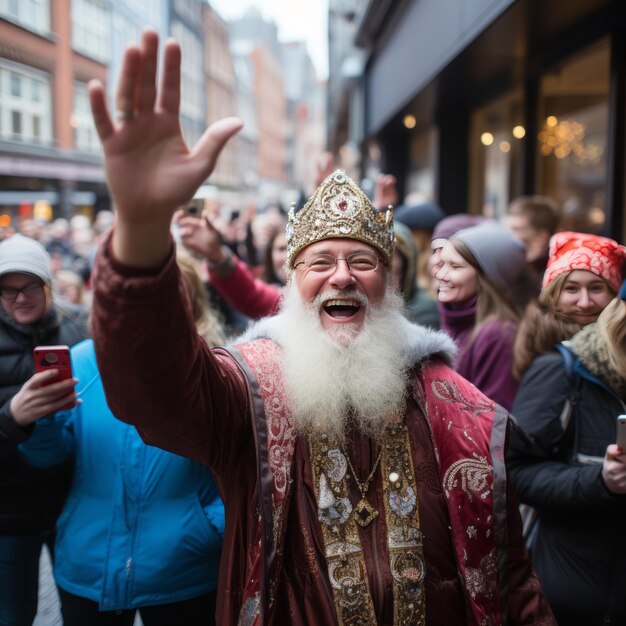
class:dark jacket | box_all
[506,349,626,626]
[0,301,88,534]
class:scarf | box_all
[569,323,626,398]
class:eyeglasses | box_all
[294,251,383,273]
[0,282,44,301]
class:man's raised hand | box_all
[88,29,242,266]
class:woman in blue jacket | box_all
[19,254,225,625]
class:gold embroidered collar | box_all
[308,419,426,625]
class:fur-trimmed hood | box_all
[231,312,457,368]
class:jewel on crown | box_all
[286,170,394,268]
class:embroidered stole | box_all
[309,421,426,625]
[232,340,505,626]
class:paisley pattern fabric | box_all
[419,362,506,625]
[232,340,297,626]
[543,231,626,290]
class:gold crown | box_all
[286,170,394,267]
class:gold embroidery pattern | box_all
[310,434,377,625]
[299,524,319,579]
[309,421,426,626]
[381,421,426,626]
[441,455,492,502]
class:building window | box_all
[72,81,101,154]
[171,21,204,145]
[11,110,21,135]
[469,90,524,218]
[10,73,21,97]
[0,60,52,145]
[72,0,110,63]
[0,0,50,34]
[537,38,609,234]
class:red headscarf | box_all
[543,231,626,291]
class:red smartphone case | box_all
[33,345,74,410]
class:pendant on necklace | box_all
[353,497,378,527]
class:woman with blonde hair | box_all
[506,278,626,625]
[176,252,224,346]
[435,221,526,409]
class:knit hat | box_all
[431,214,486,248]
[451,222,526,290]
[543,231,626,291]
[0,234,53,285]
[394,201,445,232]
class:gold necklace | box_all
[342,445,383,527]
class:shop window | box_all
[469,90,524,217]
[537,38,609,233]
[405,127,437,202]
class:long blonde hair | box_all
[598,295,626,376]
[177,253,224,347]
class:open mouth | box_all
[322,298,362,318]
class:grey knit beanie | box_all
[451,222,526,290]
[0,234,53,285]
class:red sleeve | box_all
[209,255,281,319]
[90,231,251,474]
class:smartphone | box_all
[33,345,75,411]
[185,205,199,216]
[616,415,626,451]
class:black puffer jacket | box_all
[0,302,88,534]
[507,348,626,626]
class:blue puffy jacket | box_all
[19,339,223,611]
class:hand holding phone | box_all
[33,345,75,411]
[616,415,626,456]
[10,346,77,426]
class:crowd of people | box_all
[0,28,625,626]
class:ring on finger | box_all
[115,110,134,122]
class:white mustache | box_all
[313,288,369,310]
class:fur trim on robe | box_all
[232,313,457,369]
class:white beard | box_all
[277,280,410,444]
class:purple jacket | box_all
[439,299,519,410]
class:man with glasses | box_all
[0,233,87,626]
[88,31,554,625]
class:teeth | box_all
[324,299,360,307]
